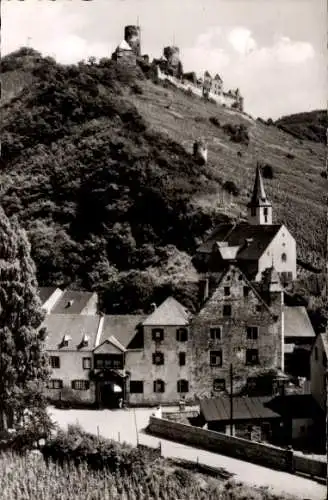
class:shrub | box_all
[262,164,274,179]
[222,123,249,145]
[266,118,274,126]
[223,180,240,196]
[286,152,295,159]
[320,170,327,179]
[209,116,221,128]
[131,83,143,95]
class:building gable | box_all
[196,265,272,320]
[93,337,125,354]
[142,296,189,326]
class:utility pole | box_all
[230,363,234,436]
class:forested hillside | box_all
[275,110,327,144]
[1,47,327,314]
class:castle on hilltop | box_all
[111,25,244,112]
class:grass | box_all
[0,450,300,500]
[129,80,327,268]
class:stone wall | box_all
[148,416,292,472]
[148,417,327,478]
[190,265,282,398]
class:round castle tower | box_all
[124,25,141,56]
[193,139,208,165]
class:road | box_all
[49,407,325,500]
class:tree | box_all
[0,207,51,437]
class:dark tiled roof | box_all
[38,287,59,305]
[51,290,95,314]
[197,223,282,261]
[284,307,315,339]
[99,315,145,349]
[200,396,280,422]
[43,314,101,350]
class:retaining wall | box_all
[148,416,292,472]
[148,417,326,478]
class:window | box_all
[224,287,230,297]
[179,352,186,366]
[95,358,104,369]
[264,207,268,216]
[256,305,262,312]
[246,349,259,366]
[177,379,189,393]
[315,347,318,361]
[130,381,144,394]
[223,305,231,317]
[243,287,250,298]
[50,356,60,369]
[210,327,221,340]
[176,328,188,342]
[251,207,256,216]
[153,379,165,393]
[213,378,226,391]
[152,352,164,365]
[281,253,287,262]
[82,357,91,370]
[47,379,63,389]
[152,328,164,342]
[210,350,222,366]
[246,326,258,340]
[71,380,90,391]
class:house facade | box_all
[190,264,284,400]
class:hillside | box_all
[275,110,327,144]
[1,48,327,313]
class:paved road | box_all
[49,407,325,500]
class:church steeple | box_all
[247,164,272,225]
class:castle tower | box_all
[193,139,208,165]
[247,164,272,225]
[124,25,141,56]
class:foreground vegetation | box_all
[0,424,300,500]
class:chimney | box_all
[199,278,209,303]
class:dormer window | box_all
[65,300,74,309]
[61,334,71,347]
[81,334,89,347]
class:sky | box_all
[2,0,327,119]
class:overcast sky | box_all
[2,0,326,119]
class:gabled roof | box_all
[51,290,96,314]
[98,315,145,349]
[198,223,282,261]
[248,164,271,207]
[38,287,59,305]
[142,297,190,326]
[94,335,126,353]
[43,314,101,350]
[284,306,315,339]
[214,73,223,81]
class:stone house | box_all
[190,263,284,400]
[194,164,297,284]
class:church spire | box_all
[247,164,272,225]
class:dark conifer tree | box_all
[0,207,51,434]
